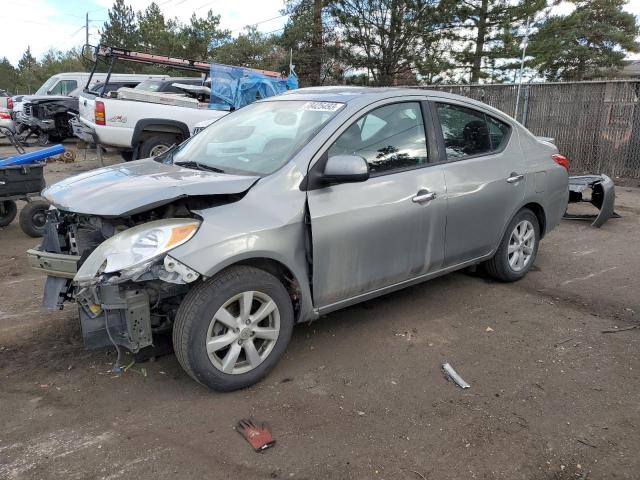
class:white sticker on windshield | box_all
[302,101,343,112]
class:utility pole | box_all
[514,16,530,121]
[86,12,89,46]
[311,0,323,86]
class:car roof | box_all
[274,86,513,122]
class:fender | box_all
[131,118,190,147]
[180,249,316,324]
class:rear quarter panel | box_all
[518,127,569,233]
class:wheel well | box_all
[523,202,546,237]
[139,125,184,144]
[232,258,303,322]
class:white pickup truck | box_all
[73,88,228,161]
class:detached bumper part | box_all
[565,174,618,228]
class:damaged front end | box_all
[17,96,78,142]
[28,208,202,353]
[564,174,619,228]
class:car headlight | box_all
[74,218,200,284]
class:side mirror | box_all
[81,44,96,63]
[323,155,369,184]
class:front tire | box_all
[173,266,294,392]
[484,208,540,282]
[19,200,49,237]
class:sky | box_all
[2,0,640,66]
[2,0,289,65]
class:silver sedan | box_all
[34,87,569,391]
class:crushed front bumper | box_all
[565,174,618,228]
[69,114,96,144]
[28,244,154,353]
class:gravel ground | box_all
[0,141,639,480]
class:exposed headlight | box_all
[74,218,200,284]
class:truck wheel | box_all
[173,266,294,392]
[0,200,17,227]
[120,150,134,162]
[483,208,540,282]
[139,135,176,159]
[19,200,49,237]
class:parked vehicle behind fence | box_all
[27,87,569,392]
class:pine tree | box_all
[100,0,140,50]
[137,2,180,56]
[177,10,230,61]
[527,0,640,81]
[329,0,438,86]
[17,47,39,93]
[446,0,545,83]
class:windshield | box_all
[35,77,58,95]
[172,100,344,176]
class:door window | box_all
[49,80,78,95]
[328,102,428,175]
[436,103,510,160]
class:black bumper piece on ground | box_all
[565,174,619,228]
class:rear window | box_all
[436,103,511,160]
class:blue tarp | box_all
[0,144,64,167]
[209,64,297,111]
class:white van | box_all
[12,72,171,113]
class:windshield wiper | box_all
[173,160,225,173]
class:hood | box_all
[21,95,75,104]
[43,159,260,217]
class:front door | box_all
[307,101,447,308]
[432,101,526,266]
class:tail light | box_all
[552,154,569,172]
[0,111,11,119]
[95,100,106,125]
[7,98,13,109]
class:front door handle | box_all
[412,190,437,203]
[506,173,524,184]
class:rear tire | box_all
[0,200,17,227]
[173,266,294,392]
[19,200,49,237]
[483,208,540,282]
[138,134,177,159]
[120,150,134,162]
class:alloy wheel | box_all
[206,291,280,375]
[508,220,535,272]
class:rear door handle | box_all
[412,190,437,203]
[506,173,524,184]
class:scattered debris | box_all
[485,326,494,332]
[405,469,427,480]
[442,363,470,389]
[576,438,598,448]
[236,419,276,452]
[601,325,639,334]
[554,337,574,347]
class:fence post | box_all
[522,85,530,127]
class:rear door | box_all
[306,99,447,308]
[432,100,526,266]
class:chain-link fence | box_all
[417,81,640,179]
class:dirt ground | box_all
[1,141,639,480]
